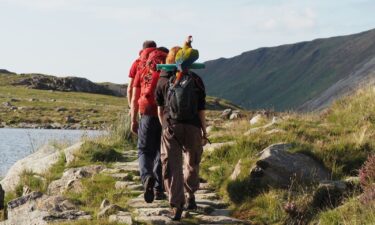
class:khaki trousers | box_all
[161,123,203,207]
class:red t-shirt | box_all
[129,59,140,79]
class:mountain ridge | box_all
[200,28,375,111]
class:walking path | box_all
[105,150,249,225]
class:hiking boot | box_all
[144,176,155,203]
[154,191,167,200]
[185,195,197,210]
[171,207,183,221]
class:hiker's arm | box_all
[127,78,134,107]
[157,106,164,126]
[130,86,140,135]
[199,110,207,137]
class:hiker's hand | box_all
[131,121,138,135]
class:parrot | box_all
[174,35,199,83]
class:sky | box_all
[0,0,374,84]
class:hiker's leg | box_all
[137,115,156,185]
[183,125,203,197]
[161,125,185,207]
[150,117,163,193]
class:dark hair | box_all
[157,47,169,54]
[143,40,157,49]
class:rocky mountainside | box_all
[200,28,375,111]
[12,74,126,97]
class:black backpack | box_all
[166,72,199,121]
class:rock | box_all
[312,180,347,209]
[55,107,67,112]
[12,75,124,97]
[195,193,219,200]
[0,144,60,192]
[28,98,38,102]
[63,142,83,164]
[206,126,214,134]
[22,185,32,196]
[208,166,220,171]
[48,165,104,195]
[97,204,124,218]
[196,199,229,209]
[110,173,133,181]
[109,211,133,224]
[65,116,77,123]
[127,198,168,209]
[135,215,182,225]
[249,114,264,125]
[230,159,242,180]
[196,215,247,224]
[249,143,330,188]
[0,184,4,210]
[221,109,232,119]
[135,208,171,217]
[100,199,110,209]
[2,102,12,108]
[210,209,231,217]
[9,99,19,102]
[203,142,235,153]
[229,110,241,120]
[4,192,90,225]
[265,129,286,135]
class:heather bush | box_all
[359,154,375,204]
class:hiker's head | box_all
[143,40,157,49]
[157,47,169,54]
[166,46,181,64]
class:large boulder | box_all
[0,145,60,192]
[249,143,330,188]
[1,192,90,225]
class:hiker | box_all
[127,41,157,106]
[155,45,208,220]
[130,42,169,203]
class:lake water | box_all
[0,128,103,177]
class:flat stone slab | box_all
[210,209,232,217]
[115,181,143,191]
[127,199,169,209]
[110,173,133,181]
[196,215,247,224]
[195,193,219,200]
[113,161,140,174]
[109,211,133,225]
[199,183,214,190]
[196,200,229,209]
[135,216,182,225]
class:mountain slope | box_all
[200,28,375,111]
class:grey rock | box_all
[2,102,12,108]
[196,215,247,224]
[100,199,110,210]
[4,192,89,225]
[97,204,124,218]
[221,109,232,119]
[249,143,330,188]
[210,209,232,217]
[48,165,104,195]
[249,114,264,125]
[230,159,242,180]
[229,110,241,120]
[109,211,133,224]
[110,173,133,181]
[135,215,182,225]
[0,145,59,192]
[203,142,235,153]
[55,107,67,112]
[195,193,219,200]
[63,142,83,164]
[127,199,168,209]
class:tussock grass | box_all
[202,86,375,224]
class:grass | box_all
[201,86,375,224]
[0,74,127,129]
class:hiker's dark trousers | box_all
[137,115,163,192]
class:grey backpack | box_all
[166,72,198,121]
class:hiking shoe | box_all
[171,207,183,221]
[185,195,197,210]
[154,191,167,200]
[144,176,155,203]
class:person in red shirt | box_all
[130,44,169,203]
[127,41,157,106]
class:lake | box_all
[0,128,103,177]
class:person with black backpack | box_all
[155,45,208,221]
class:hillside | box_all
[1,85,374,225]
[0,72,239,129]
[200,28,375,111]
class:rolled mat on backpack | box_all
[156,63,205,71]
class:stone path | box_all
[103,150,250,225]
